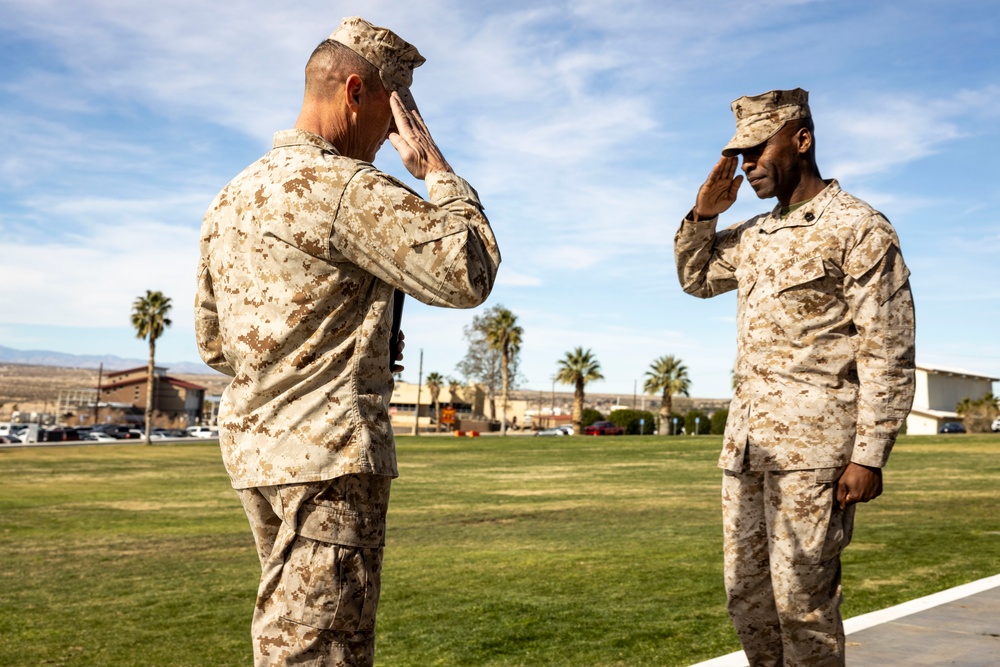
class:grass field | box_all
[1,434,999,666]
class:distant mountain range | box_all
[0,344,216,375]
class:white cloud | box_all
[0,195,201,329]
[823,86,1000,179]
[496,271,542,287]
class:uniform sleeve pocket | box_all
[278,504,384,632]
[389,191,465,247]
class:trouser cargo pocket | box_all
[278,501,385,633]
[791,466,856,565]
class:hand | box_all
[693,156,743,220]
[836,462,883,510]
[387,92,452,180]
[391,330,405,374]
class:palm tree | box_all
[644,355,691,435]
[555,347,604,436]
[485,307,523,436]
[131,290,173,445]
[425,372,444,432]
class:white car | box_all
[186,426,218,438]
[86,432,118,442]
[992,416,1000,433]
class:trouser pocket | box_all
[790,467,856,565]
[278,501,385,633]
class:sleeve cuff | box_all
[850,435,895,468]
[426,171,481,206]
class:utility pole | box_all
[633,379,637,409]
[412,349,423,436]
[93,363,103,425]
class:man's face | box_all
[739,123,803,201]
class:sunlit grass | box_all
[1,434,998,666]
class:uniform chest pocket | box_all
[774,255,825,294]
[767,255,843,338]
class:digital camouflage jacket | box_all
[676,180,915,471]
[196,129,500,488]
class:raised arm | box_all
[675,157,745,298]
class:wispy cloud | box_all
[2,0,999,396]
[823,86,1000,179]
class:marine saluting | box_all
[195,16,500,667]
[675,88,916,666]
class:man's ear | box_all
[345,74,363,114]
[796,127,813,154]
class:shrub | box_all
[664,412,685,436]
[710,409,729,435]
[581,408,604,427]
[956,393,999,433]
[608,409,658,435]
[684,410,711,435]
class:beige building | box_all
[389,381,486,432]
[906,365,998,435]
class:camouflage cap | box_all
[721,88,811,157]
[330,16,426,110]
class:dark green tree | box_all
[556,347,604,437]
[485,307,523,436]
[131,290,172,445]
[710,409,729,435]
[607,409,658,435]
[684,409,710,435]
[581,408,604,428]
[644,355,692,435]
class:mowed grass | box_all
[1,434,998,666]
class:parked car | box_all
[534,427,568,437]
[584,420,625,436]
[939,422,966,434]
[92,424,136,439]
[992,417,1000,433]
[86,432,118,442]
[40,428,83,442]
[0,435,21,444]
[186,426,218,438]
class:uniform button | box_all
[805,212,815,221]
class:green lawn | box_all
[1,434,998,666]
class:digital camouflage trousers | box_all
[237,473,392,667]
[723,466,856,667]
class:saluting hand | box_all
[693,156,743,220]
[387,92,452,180]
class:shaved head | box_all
[304,39,383,99]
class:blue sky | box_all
[1,0,998,398]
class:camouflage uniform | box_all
[675,92,915,667]
[195,20,499,666]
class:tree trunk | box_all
[145,339,155,445]
[573,379,584,436]
[500,348,509,436]
[663,390,673,435]
[659,400,669,435]
[434,399,441,433]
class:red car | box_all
[584,420,624,436]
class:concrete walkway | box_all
[692,573,1000,666]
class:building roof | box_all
[101,375,206,391]
[909,407,961,420]
[916,365,999,382]
[105,365,167,377]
